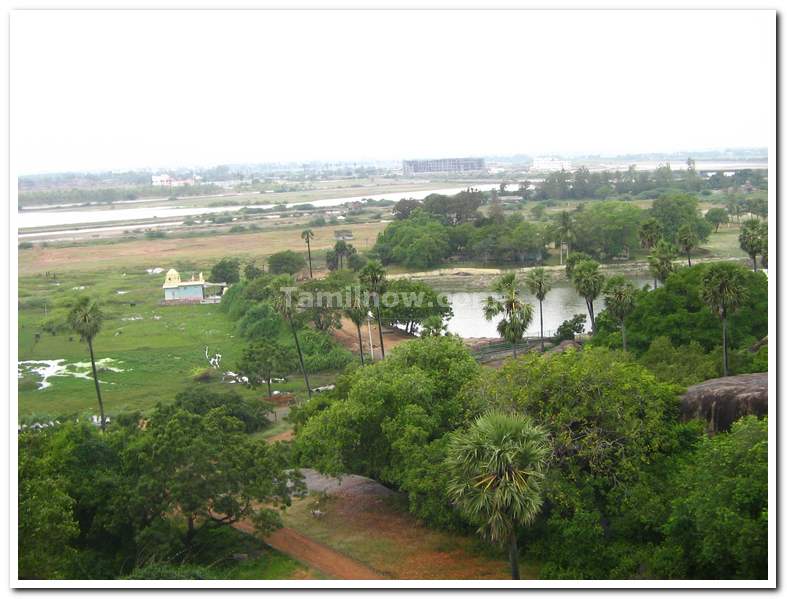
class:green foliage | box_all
[294,336,482,527]
[236,301,284,340]
[244,261,264,281]
[237,340,296,398]
[297,329,354,372]
[172,386,271,433]
[267,250,306,275]
[373,212,452,269]
[639,336,719,386]
[379,279,452,334]
[656,417,768,579]
[704,207,729,232]
[483,273,533,354]
[594,264,767,356]
[210,257,241,285]
[554,314,587,342]
[650,193,711,244]
[571,201,642,259]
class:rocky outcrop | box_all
[681,373,768,433]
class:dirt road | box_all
[233,521,383,580]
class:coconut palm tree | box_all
[677,224,699,267]
[603,275,636,352]
[359,260,387,359]
[301,229,315,278]
[446,411,550,580]
[700,262,749,377]
[524,268,552,352]
[334,240,348,270]
[68,297,107,431]
[647,240,677,289]
[272,283,312,399]
[571,259,605,334]
[483,273,533,358]
[638,217,663,250]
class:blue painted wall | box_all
[164,284,204,301]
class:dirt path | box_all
[234,521,384,580]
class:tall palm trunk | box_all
[722,317,728,377]
[686,251,692,267]
[290,320,312,399]
[621,322,627,352]
[586,299,596,334]
[87,338,106,431]
[538,299,544,352]
[512,340,517,359]
[508,532,520,580]
[355,322,365,366]
[752,255,758,271]
[266,375,273,400]
[375,304,385,358]
[306,240,313,278]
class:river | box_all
[17,184,502,232]
[442,276,651,338]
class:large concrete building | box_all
[402,157,485,175]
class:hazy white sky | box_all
[11,9,775,174]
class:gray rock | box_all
[681,373,768,433]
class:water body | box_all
[443,276,651,338]
[18,184,502,231]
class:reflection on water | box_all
[442,276,651,338]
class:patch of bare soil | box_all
[331,317,415,360]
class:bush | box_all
[18,241,33,250]
[267,250,306,275]
[554,314,587,342]
[298,329,354,372]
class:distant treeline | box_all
[18,184,224,208]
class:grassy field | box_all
[17,269,335,421]
[18,221,387,275]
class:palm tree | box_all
[555,210,572,265]
[67,297,107,431]
[700,262,748,376]
[483,273,533,358]
[603,276,636,352]
[524,268,552,352]
[739,219,765,271]
[301,229,315,278]
[343,292,369,366]
[446,411,550,580]
[359,260,387,359]
[677,224,699,267]
[638,217,663,250]
[647,240,677,289]
[571,259,605,334]
[334,240,348,270]
[273,283,312,399]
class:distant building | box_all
[402,157,485,175]
[151,174,196,187]
[162,269,227,304]
[531,157,573,172]
[334,229,354,241]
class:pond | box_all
[442,276,652,338]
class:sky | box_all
[11,9,775,174]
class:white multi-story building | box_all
[531,157,573,172]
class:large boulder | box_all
[681,373,768,433]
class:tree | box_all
[67,297,107,431]
[359,260,388,359]
[244,261,263,281]
[704,207,728,233]
[571,260,605,334]
[677,224,699,267]
[650,193,710,244]
[210,257,241,285]
[301,229,315,278]
[739,219,766,271]
[343,292,369,366]
[658,416,767,579]
[392,198,421,220]
[555,210,573,264]
[446,412,550,580]
[524,268,552,352]
[603,275,636,352]
[638,217,663,249]
[268,250,306,275]
[565,251,592,279]
[333,240,348,270]
[648,241,676,289]
[132,403,299,547]
[483,273,533,358]
[237,340,297,399]
[273,283,312,399]
[700,262,749,376]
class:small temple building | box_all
[162,269,227,304]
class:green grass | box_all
[17,269,339,421]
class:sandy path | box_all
[232,521,383,580]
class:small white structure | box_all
[531,157,573,172]
[162,269,227,303]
